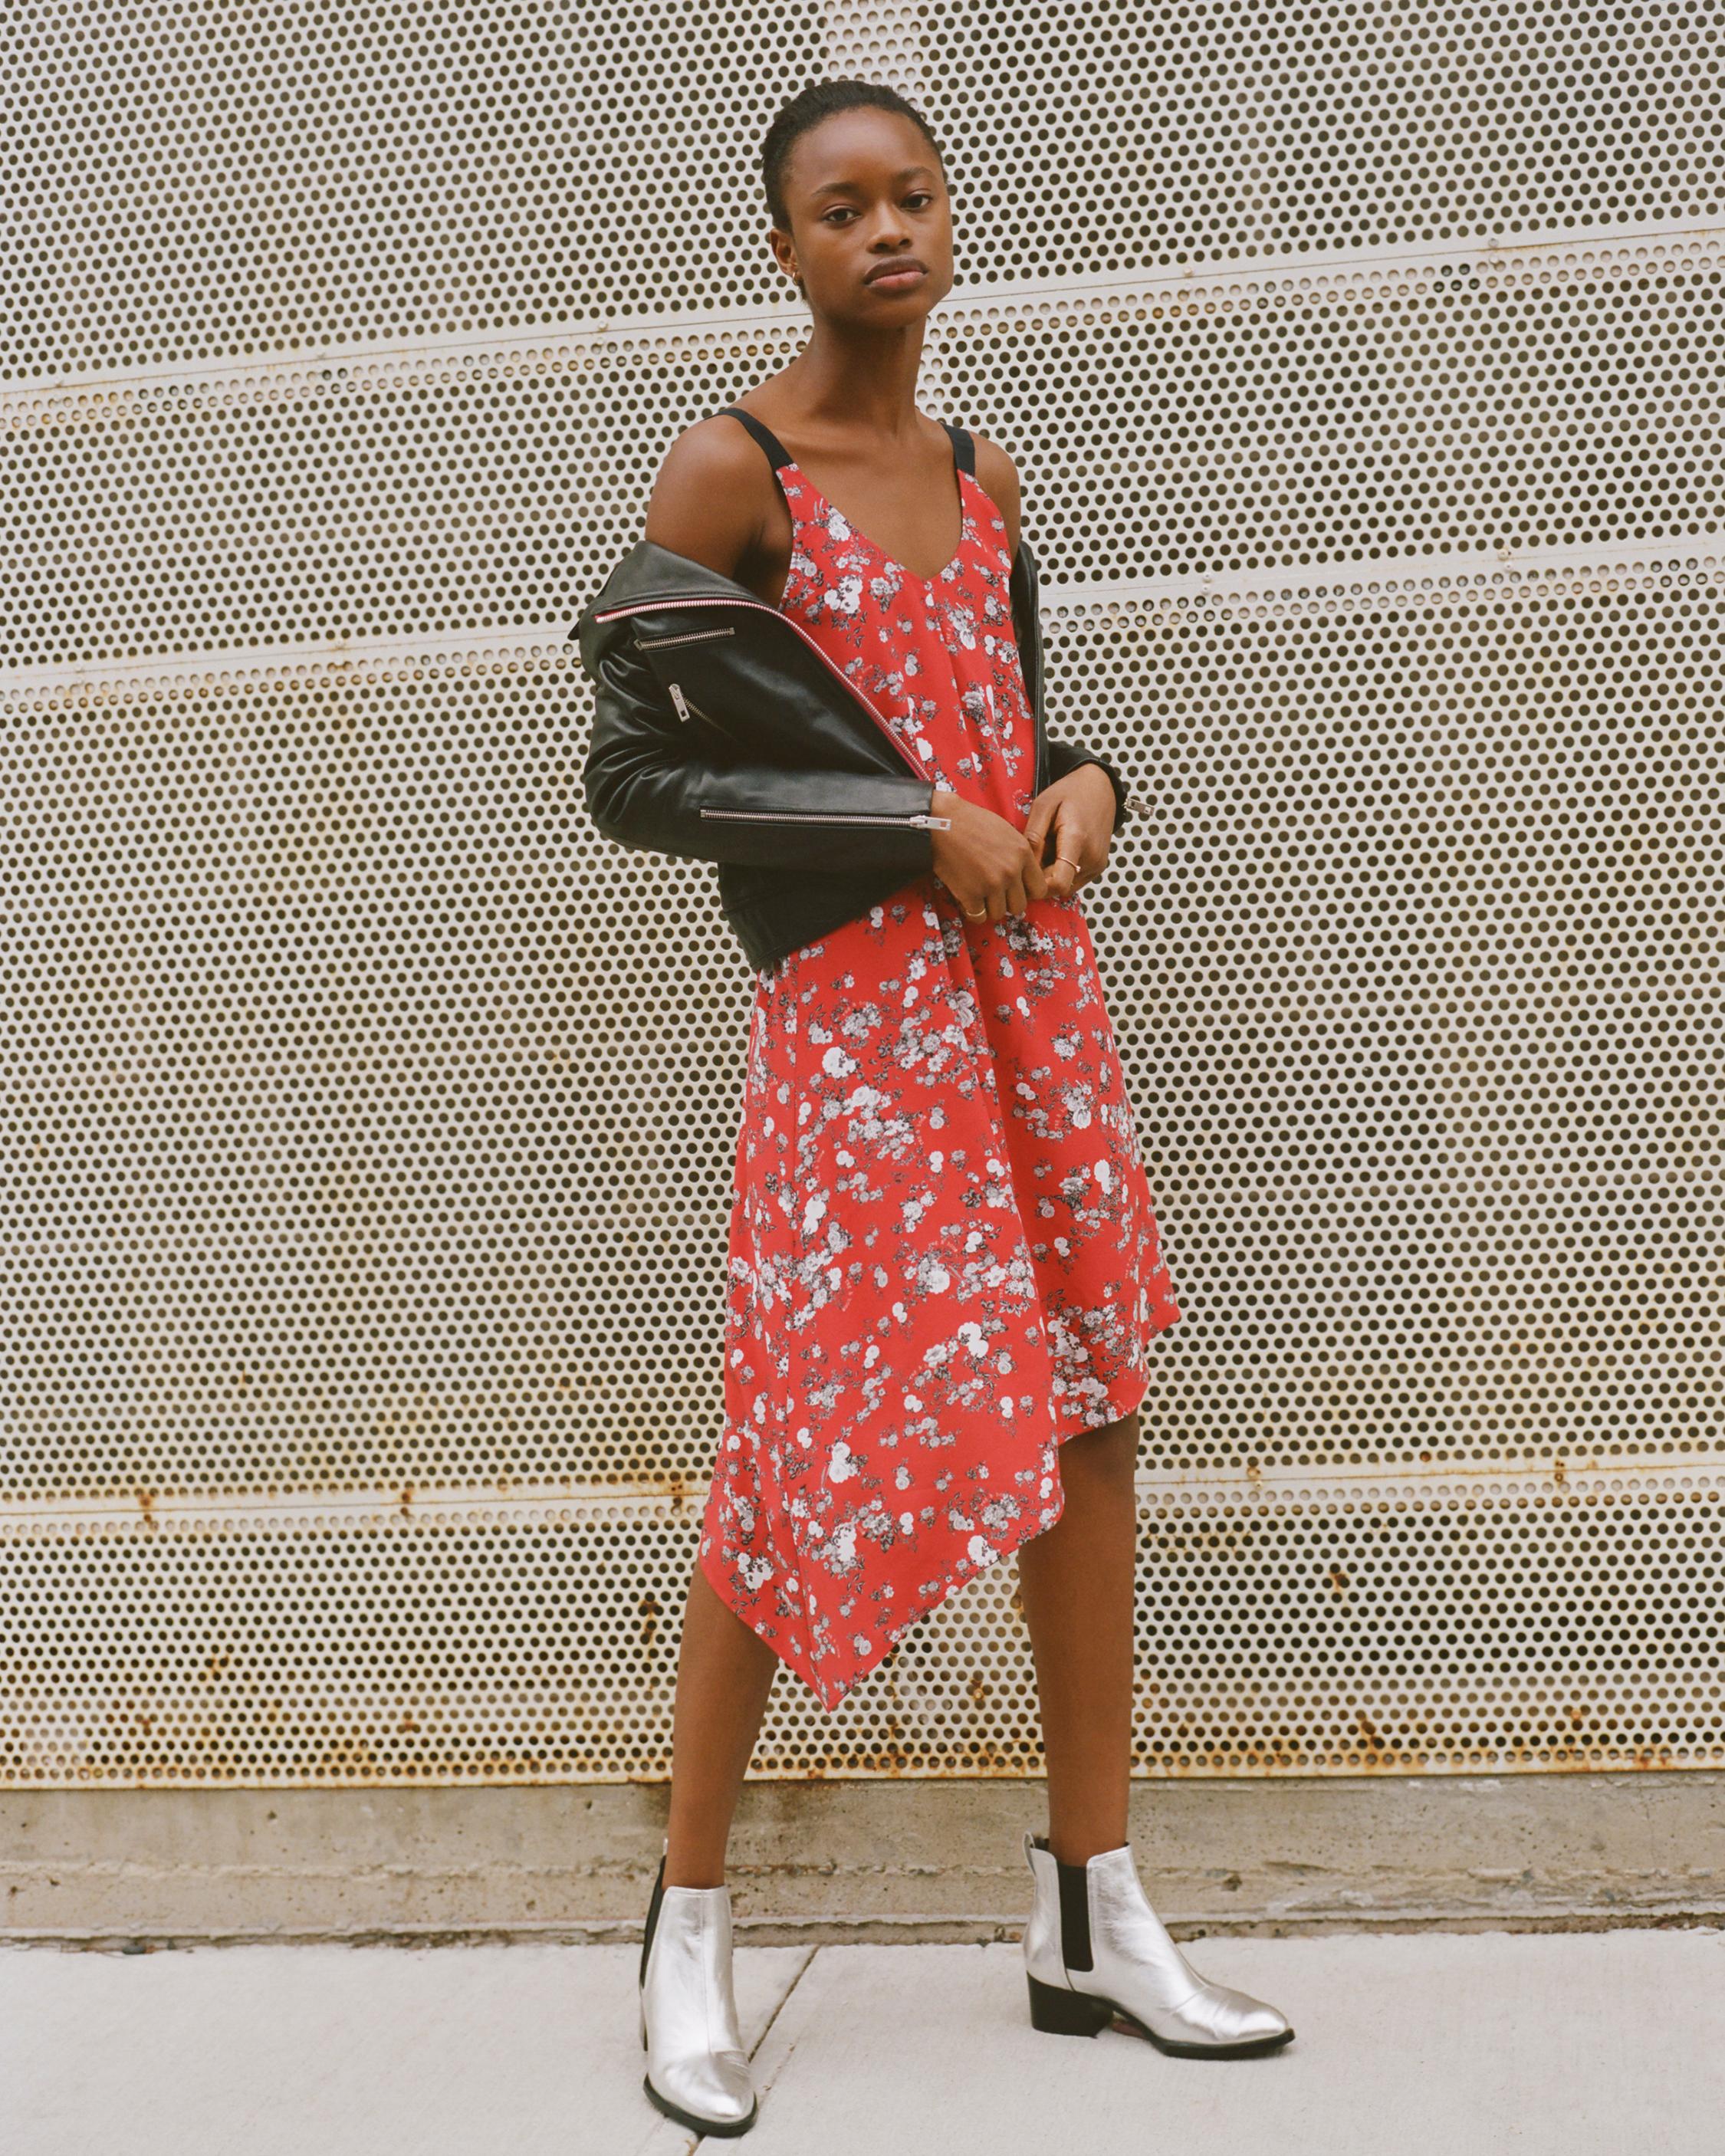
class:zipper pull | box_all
[912,813,953,829]
[668,680,692,721]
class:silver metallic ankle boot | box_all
[1021,1830,1293,2057]
[638,1842,759,2135]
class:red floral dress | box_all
[698,420,1183,1711]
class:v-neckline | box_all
[784,459,971,588]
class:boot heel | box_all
[1027,1972,1112,2036]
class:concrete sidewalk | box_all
[6,1928,1724,2154]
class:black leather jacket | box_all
[573,530,1140,974]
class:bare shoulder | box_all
[641,412,773,580]
[967,428,1024,557]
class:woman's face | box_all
[772,108,955,324]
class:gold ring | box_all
[962,903,987,919]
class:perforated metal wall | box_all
[4,6,1723,1785]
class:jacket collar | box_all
[577,537,771,624]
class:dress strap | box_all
[716,405,794,470]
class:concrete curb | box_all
[8,1772,1725,1944]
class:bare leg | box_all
[662,1558,780,1887]
[1014,1405,1142,1867]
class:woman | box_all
[580,79,1293,2138]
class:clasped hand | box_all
[928,764,1118,924]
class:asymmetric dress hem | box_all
[699,1358,1158,1714]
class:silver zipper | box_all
[635,626,737,650]
[591,593,934,784]
[700,806,951,829]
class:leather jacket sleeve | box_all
[1045,734,1135,828]
[580,606,941,877]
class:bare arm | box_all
[971,429,1024,560]
[642,419,772,586]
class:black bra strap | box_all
[717,405,794,469]
[719,403,974,478]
